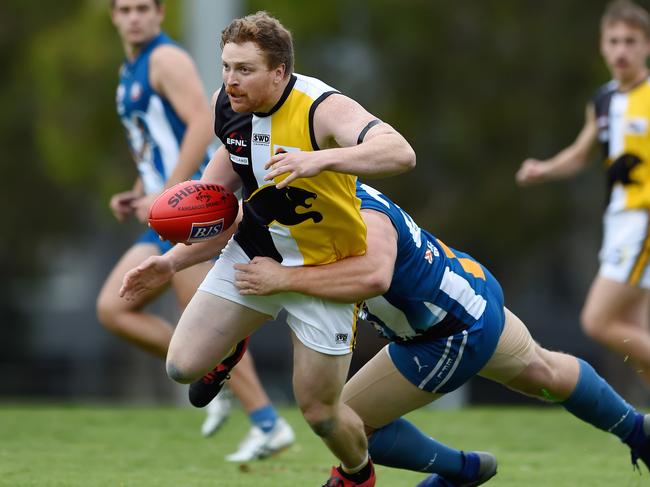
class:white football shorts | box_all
[599,208,650,288]
[198,238,358,355]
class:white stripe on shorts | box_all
[417,335,451,389]
[417,330,469,391]
[433,330,469,393]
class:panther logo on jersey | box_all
[607,153,642,190]
[246,185,323,227]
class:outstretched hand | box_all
[119,255,175,301]
[234,256,288,295]
[263,151,326,189]
[515,158,550,186]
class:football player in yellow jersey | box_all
[123,11,415,487]
[517,1,650,388]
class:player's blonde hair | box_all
[221,11,294,77]
[602,0,650,39]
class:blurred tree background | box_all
[1,0,646,404]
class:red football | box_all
[148,180,238,244]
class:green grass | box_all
[0,404,645,486]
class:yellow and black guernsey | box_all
[215,73,367,265]
[593,78,650,212]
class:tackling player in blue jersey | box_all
[233,182,650,486]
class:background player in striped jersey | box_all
[99,0,294,453]
[516,0,650,387]
[234,182,650,485]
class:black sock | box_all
[338,461,372,483]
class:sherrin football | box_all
[148,180,238,244]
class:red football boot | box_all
[188,336,250,408]
[322,459,376,487]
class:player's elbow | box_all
[574,153,590,171]
[566,144,590,169]
[402,144,416,172]
[392,139,416,174]
[361,268,391,297]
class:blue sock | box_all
[249,404,278,433]
[458,452,481,482]
[368,418,464,476]
[562,359,642,444]
[626,414,649,449]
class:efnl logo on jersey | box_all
[226,131,250,165]
[188,218,225,243]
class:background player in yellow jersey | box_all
[132,11,415,487]
[517,0,650,387]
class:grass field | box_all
[0,403,646,486]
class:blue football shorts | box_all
[387,266,505,394]
[136,227,174,254]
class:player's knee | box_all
[580,308,604,341]
[96,295,119,330]
[513,362,553,398]
[166,360,193,384]
[306,414,337,438]
[299,400,336,437]
[513,348,578,401]
[506,349,558,399]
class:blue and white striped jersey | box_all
[116,32,208,194]
[357,183,492,341]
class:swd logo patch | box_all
[335,333,349,344]
[188,219,225,243]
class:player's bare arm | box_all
[234,209,397,302]
[264,93,416,188]
[517,103,598,186]
[201,144,242,192]
[150,45,214,186]
[118,237,222,301]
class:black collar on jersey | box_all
[253,74,297,118]
[616,74,650,94]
